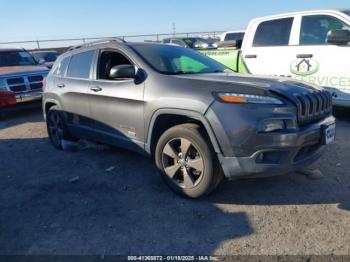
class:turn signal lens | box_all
[217,93,283,105]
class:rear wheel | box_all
[155,124,223,198]
[46,106,75,150]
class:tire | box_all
[155,123,223,198]
[46,106,76,150]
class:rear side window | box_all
[53,56,70,76]
[66,50,95,79]
[300,15,350,45]
[224,32,245,41]
[253,18,294,47]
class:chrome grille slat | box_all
[6,75,44,92]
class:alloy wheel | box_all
[161,137,205,189]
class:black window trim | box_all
[252,17,294,47]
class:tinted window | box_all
[33,52,59,62]
[342,10,350,16]
[253,18,293,47]
[67,51,94,79]
[172,39,187,47]
[300,15,350,45]
[131,44,230,75]
[163,39,171,44]
[224,32,245,41]
[53,56,70,76]
[0,50,37,67]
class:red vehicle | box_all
[0,48,49,113]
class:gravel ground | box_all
[0,107,349,256]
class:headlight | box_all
[217,92,284,105]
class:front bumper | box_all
[15,91,42,103]
[218,115,335,179]
[206,101,335,179]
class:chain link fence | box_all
[0,31,224,51]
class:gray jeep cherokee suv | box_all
[43,38,335,198]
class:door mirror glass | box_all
[326,29,350,45]
[109,64,136,79]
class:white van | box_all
[241,9,350,107]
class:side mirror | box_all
[326,29,350,45]
[109,64,136,79]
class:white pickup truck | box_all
[202,9,350,107]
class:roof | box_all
[251,9,350,22]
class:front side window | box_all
[97,51,132,80]
[66,50,95,79]
[300,15,350,45]
[53,56,70,76]
[131,44,230,75]
[253,18,294,47]
[0,50,37,67]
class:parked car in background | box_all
[200,9,350,107]
[43,39,335,198]
[0,48,49,112]
[220,30,245,42]
[162,37,216,49]
[31,50,60,68]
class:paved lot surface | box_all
[0,108,349,255]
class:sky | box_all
[0,0,349,43]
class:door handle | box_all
[296,54,313,58]
[57,83,65,88]
[245,54,257,59]
[90,86,102,92]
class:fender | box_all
[145,108,222,155]
[43,98,62,120]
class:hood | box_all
[173,72,324,102]
[0,65,50,77]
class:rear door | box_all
[242,17,297,77]
[87,48,145,151]
[59,50,95,128]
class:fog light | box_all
[258,119,285,133]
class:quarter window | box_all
[53,56,70,76]
[300,15,350,45]
[253,18,294,47]
[66,51,95,79]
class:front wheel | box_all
[155,124,223,198]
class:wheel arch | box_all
[146,109,222,157]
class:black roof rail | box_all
[68,37,126,51]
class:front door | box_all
[290,14,350,106]
[88,49,145,151]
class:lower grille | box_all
[294,90,332,125]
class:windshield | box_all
[32,52,59,62]
[131,44,231,75]
[183,38,212,48]
[0,50,37,67]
